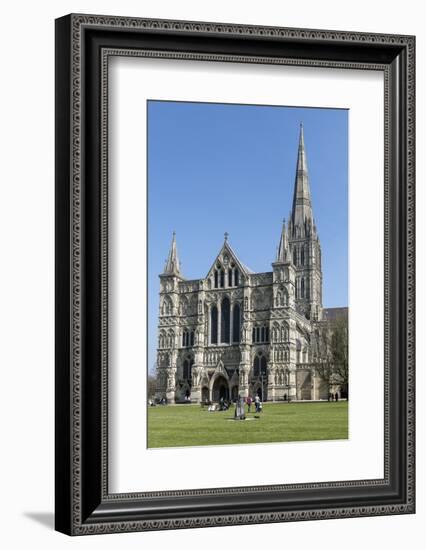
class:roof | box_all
[205,238,254,278]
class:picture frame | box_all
[55,13,415,535]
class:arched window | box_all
[293,247,297,266]
[214,271,218,289]
[301,247,305,265]
[183,358,194,380]
[228,269,233,287]
[252,327,255,342]
[276,291,282,307]
[162,296,172,316]
[296,339,302,363]
[301,278,305,298]
[274,325,280,342]
[190,330,195,346]
[253,356,260,377]
[211,306,218,344]
[183,359,189,379]
[232,303,241,343]
[260,356,267,376]
[234,269,239,286]
[283,288,289,306]
[221,297,230,343]
[168,330,174,348]
[220,270,225,288]
[261,326,265,342]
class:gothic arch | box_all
[167,329,175,348]
[182,355,194,380]
[283,287,289,306]
[272,322,280,342]
[161,295,173,316]
[209,362,230,402]
[210,305,218,344]
[210,361,230,386]
[232,302,241,343]
[252,351,267,378]
[281,321,289,342]
[220,296,230,343]
[179,295,188,315]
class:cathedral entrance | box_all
[212,376,229,402]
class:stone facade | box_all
[155,125,341,403]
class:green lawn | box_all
[147,401,348,448]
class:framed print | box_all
[55,14,415,535]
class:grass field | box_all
[147,401,348,448]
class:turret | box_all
[162,231,182,278]
[272,219,295,310]
[156,232,184,403]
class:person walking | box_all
[247,396,252,413]
[254,394,260,413]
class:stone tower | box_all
[156,232,183,402]
[269,220,298,400]
[287,124,323,321]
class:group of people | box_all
[205,395,263,414]
[327,392,340,402]
[218,397,231,411]
[246,395,262,413]
[147,397,167,406]
[207,398,230,412]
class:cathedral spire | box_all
[163,231,182,277]
[276,219,290,263]
[291,123,313,228]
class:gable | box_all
[205,241,252,281]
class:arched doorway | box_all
[212,375,229,402]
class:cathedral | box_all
[155,124,343,404]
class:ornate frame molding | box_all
[55,14,415,535]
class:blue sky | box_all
[148,101,348,370]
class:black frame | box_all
[55,14,415,535]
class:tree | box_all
[312,316,349,398]
[330,318,349,397]
[147,364,157,400]
[312,328,335,395]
